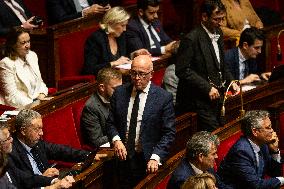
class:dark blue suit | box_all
[167,158,230,189]
[0,0,32,36]
[225,47,258,80]
[217,137,282,189]
[8,137,89,189]
[106,82,175,162]
[126,17,172,56]
[46,0,97,24]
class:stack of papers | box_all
[0,110,20,121]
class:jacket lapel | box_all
[140,84,156,134]
[136,18,151,50]
[13,138,34,172]
[14,58,31,95]
[234,48,241,79]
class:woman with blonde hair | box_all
[83,6,149,76]
[181,173,218,189]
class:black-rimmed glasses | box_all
[129,70,153,78]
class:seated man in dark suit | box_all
[46,0,111,25]
[81,68,122,148]
[0,121,75,189]
[167,131,223,189]
[0,0,38,36]
[7,109,105,189]
[106,55,176,188]
[225,27,271,84]
[126,0,178,56]
[218,110,284,189]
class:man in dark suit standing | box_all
[7,109,104,189]
[126,0,177,56]
[225,27,271,84]
[167,131,220,189]
[218,110,284,189]
[0,0,37,36]
[81,68,122,148]
[46,0,111,25]
[106,55,176,188]
[175,0,239,131]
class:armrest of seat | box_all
[58,75,95,90]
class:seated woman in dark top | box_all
[83,6,149,76]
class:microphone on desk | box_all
[277,29,284,61]
[220,80,245,120]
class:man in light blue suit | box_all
[218,110,284,189]
[106,55,175,188]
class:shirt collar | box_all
[133,81,151,94]
[139,16,150,28]
[97,93,110,104]
[189,162,203,174]
[248,138,261,153]
[201,23,220,42]
[238,47,247,63]
[19,139,32,153]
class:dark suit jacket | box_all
[167,158,230,189]
[8,137,89,189]
[46,0,97,24]
[225,47,258,80]
[0,0,32,36]
[175,25,233,114]
[81,92,110,148]
[217,137,282,189]
[126,17,172,56]
[82,29,128,75]
[106,82,175,162]
[0,173,17,189]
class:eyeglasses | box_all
[0,136,12,143]
[129,70,153,78]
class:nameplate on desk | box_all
[0,110,19,121]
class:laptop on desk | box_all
[269,64,284,83]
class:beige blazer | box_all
[221,0,263,38]
[0,50,48,108]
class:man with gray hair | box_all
[218,110,284,189]
[7,109,101,189]
[167,131,220,189]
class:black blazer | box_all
[126,17,172,56]
[106,83,176,162]
[82,28,127,75]
[46,0,97,24]
[225,47,258,80]
[8,137,89,189]
[81,92,110,148]
[175,25,233,114]
[0,0,32,36]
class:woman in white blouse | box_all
[0,27,48,108]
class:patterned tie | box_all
[30,147,45,173]
[127,90,141,158]
[148,25,161,49]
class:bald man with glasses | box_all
[106,55,175,188]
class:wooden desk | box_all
[224,78,284,123]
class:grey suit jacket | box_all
[81,92,110,148]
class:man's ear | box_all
[98,83,105,93]
[201,12,208,22]
[243,42,249,50]
[197,153,204,162]
[20,127,26,136]
[138,9,144,17]
[251,128,258,138]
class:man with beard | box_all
[126,0,177,56]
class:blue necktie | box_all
[31,147,46,173]
[148,25,161,49]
